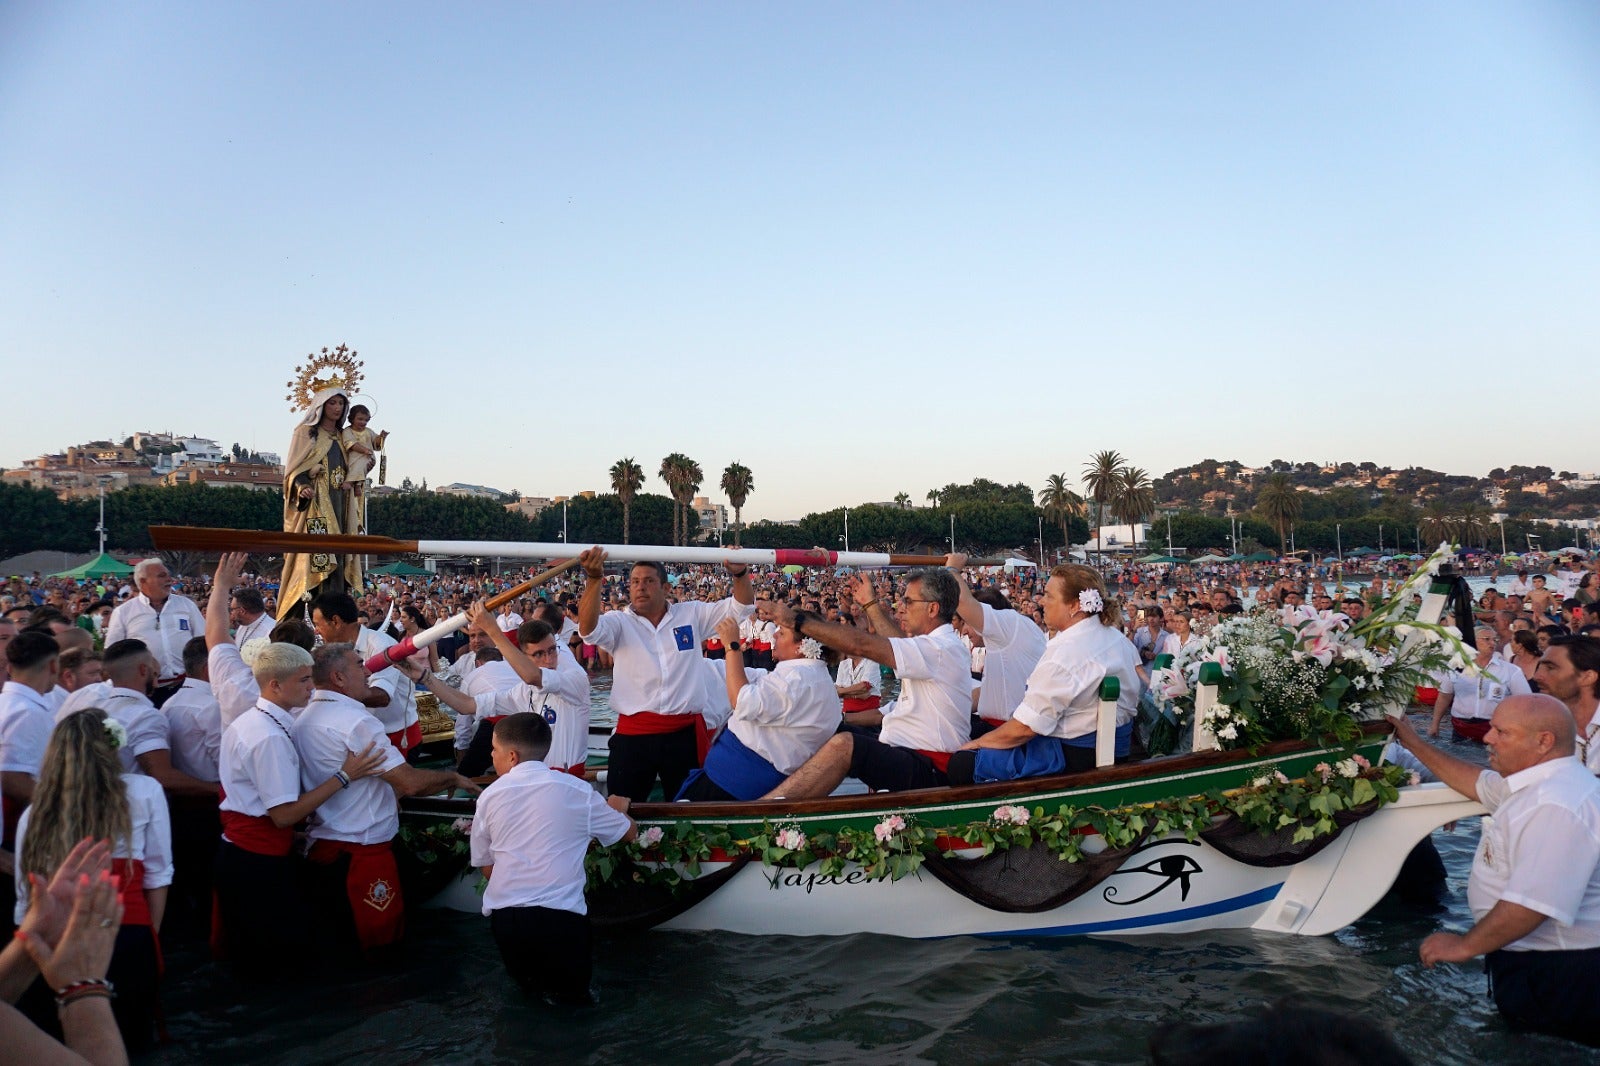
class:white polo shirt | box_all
[105,593,205,682]
[974,604,1047,723]
[728,659,842,775]
[879,624,973,753]
[163,676,221,782]
[1012,620,1143,741]
[469,759,632,916]
[294,689,406,846]
[218,699,302,820]
[1439,656,1532,721]
[581,597,754,720]
[510,653,591,771]
[14,773,173,925]
[0,682,56,777]
[835,656,882,699]
[1469,757,1600,951]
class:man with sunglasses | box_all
[756,568,971,799]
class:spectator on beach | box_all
[1430,627,1532,742]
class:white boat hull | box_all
[425,783,1483,939]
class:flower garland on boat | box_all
[581,762,1415,893]
[1146,543,1474,754]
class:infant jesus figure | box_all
[341,403,389,497]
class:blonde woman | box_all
[15,712,170,1053]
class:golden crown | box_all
[285,344,365,411]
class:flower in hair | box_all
[103,717,127,751]
[1078,589,1104,614]
[799,637,825,660]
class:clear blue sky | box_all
[3,2,1597,520]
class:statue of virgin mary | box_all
[279,385,363,614]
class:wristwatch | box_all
[726,640,744,652]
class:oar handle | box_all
[362,558,581,674]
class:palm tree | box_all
[609,457,644,544]
[1456,502,1488,549]
[1082,450,1126,561]
[1036,473,1085,559]
[1113,466,1155,552]
[1256,472,1303,553]
[720,462,754,547]
[1419,503,1454,546]
[659,453,691,546]
[893,492,911,509]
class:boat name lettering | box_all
[764,868,872,893]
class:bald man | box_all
[1391,694,1600,1044]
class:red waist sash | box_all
[980,716,1007,729]
[842,696,881,713]
[915,749,954,774]
[220,809,294,857]
[616,711,711,763]
[112,857,152,928]
[1451,716,1492,742]
[551,762,587,779]
[306,838,405,951]
[388,721,423,754]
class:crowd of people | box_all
[0,540,1597,1057]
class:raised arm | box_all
[726,561,754,606]
[468,601,544,686]
[715,617,749,708]
[577,547,606,637]
[206,553,248,649]
[764,592,896,669]
[945,554,985,634]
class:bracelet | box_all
[858,599,879,610]
[58,987,114,1009]
[55,978,114,1008]
[334,770,352,789]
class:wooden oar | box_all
[363,558,580,673]
[148,525,1003,567]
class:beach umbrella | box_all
[781,564,805,574]
[1242,551,1276,562]
[1321,556,1338,564]
[1191,554,1228,564]
[1225,553,1245,562]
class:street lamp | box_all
[949,514,956,554]
[843,509,850,553]
[561,499,568,543]
[1038,515,1044,568]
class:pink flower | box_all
[1407,771,1422,787]
[639,826,665,849]
[450,818,473,834]
[874,815,907,844]
[1353,754,1371,770]
[1274,770,1290,784]
[992,805,1030,826]
[774,826,807,851]
[1314,762,1333,783]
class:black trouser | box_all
[213,841,308,978]
[1487,946,1600,1045]
[677,772,737,802]
[165,794,220,942]
[459,721,497,778]
[489,905,595,1005]
[607,728,698,802]
[19,924,160,1053]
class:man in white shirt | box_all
[947,558,1048,733]
[470,712,634,1004]
[1390,695,1600,1043]
[105,558,205,708]
[296,643,476,952]
[160,634,226,938]
[0,630,59,844]
[228,587,276,646]
[759,568,972,798]
[164,636,221,782]
[310,591,418,752]
[213,641,388,977]
[1535,636,1600,775]
[577,549,754,801]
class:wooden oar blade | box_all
[149,525,418,556]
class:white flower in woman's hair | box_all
[1078,589,1104,614]
[799,637,825,660]
[102,717,127,751]
[239,637,271,668]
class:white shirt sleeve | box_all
[580,609,621,651]
[137,782,175,889]
[889,633,942,681]
[245,734,304,810]
[126,708,170,759]
[586,788,633,847]
[1501,804,1600,924]
[0,713,51,775]
[1012,654,1109,736]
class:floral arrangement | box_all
[1147,543,1473,754]
[583,762,1414,893]
[102,717,127,751]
